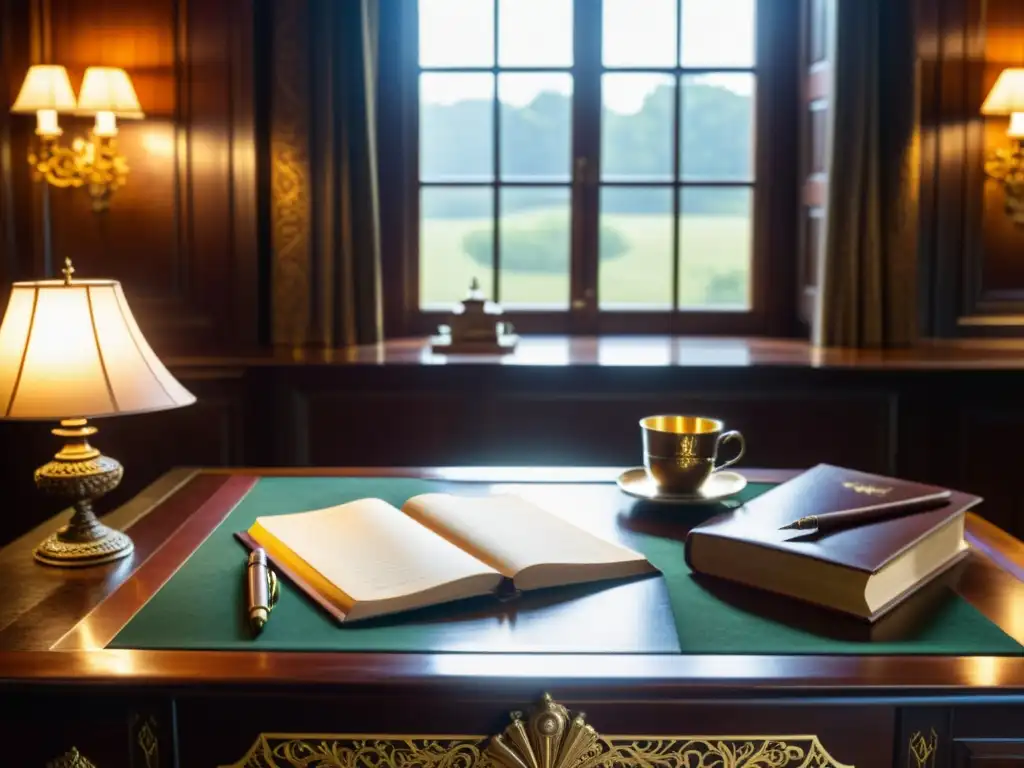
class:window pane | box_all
[681,74,755,181]
[420,73,494,182]
[681,0,755,67]
[601,74,674,182]
[603,0,677,67]
[421,187,494,308]
[599,187,673,309]
[499,0,572,67]
[419,0,494,67]
[500,74,572,182]
[678,187,752,309]
[499,187,571,308]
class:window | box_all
[389,0,796,335]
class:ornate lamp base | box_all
[32,419,133,568]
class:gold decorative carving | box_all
[486,693,605,768]
[984,142,1024,226]
[270,0,311,348]
[907,729,938,768]
[222,694,853,768]
[226,736,483,768]
[841,481,891,496]
[46,747,97,768]
[29,134,130,211]
[137,717,159,768]
[606,739,850,767]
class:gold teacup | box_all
[640,415,745,494]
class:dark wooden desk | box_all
[0,467,1021,768]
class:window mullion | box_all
[672,0,683,321]
[491,0,501,302]
[570,0,602,333]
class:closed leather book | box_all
[684,464,981,621]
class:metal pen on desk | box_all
[779,492,952,533]
[246,548,279,634]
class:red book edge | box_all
[235,530,351,625]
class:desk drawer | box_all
[0,693,173,768]
[176,693,892,767]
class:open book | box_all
[241,493,655,623]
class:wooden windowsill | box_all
[165,335,1024,371]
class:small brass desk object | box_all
[430,278,519,354]
[0,259,196,567]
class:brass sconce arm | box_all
[984,139,1024,226]
[28,134,129,210]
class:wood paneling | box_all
[952,402,1024,542]
[978,0,1024,308]
[927,0,1024,333]
[292,388,894,472]
[47,0,178,293]
[0,0,38,294]
[797,0,834,327]
[954,707,1024,767]
[803,208,822,288]
[1,0,259,356]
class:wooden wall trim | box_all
[0,0,35,299]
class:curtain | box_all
[309,0,384,347]
[816,0,920,348]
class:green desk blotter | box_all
[110,476,1023,655]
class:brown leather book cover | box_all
[684,464,981,574]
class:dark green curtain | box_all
[310,0,383,347]
[817,0,920,348]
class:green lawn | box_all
[420,207,752,309]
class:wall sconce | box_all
[10,64,144,212]
[982,68,1024,226]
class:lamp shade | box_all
[982,68,1024,115]
[10,65,77,114]
[75,66,144,119]
[0,279,194,420]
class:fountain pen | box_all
[246,548,279,633]
[779,492,952,533]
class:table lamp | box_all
[0,259,195,566]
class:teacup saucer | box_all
[616,467,747,505]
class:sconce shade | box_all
[0,279,194,420]
[982,69,1024,115]
[75,66,144,119]
[10,65,77,114]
